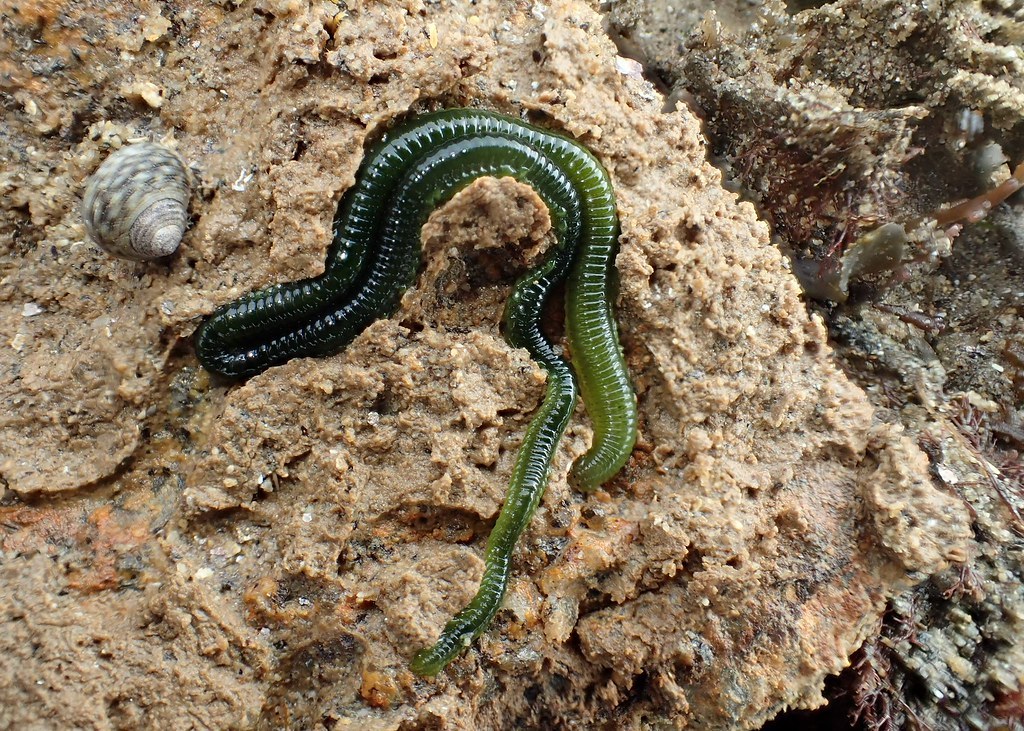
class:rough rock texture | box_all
[609,0,1024,299]
[608,1,1024,728]
[0,1,974,729]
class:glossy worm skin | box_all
[194,109,638,674]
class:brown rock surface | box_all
[0,1,970,729]
[610,1,1024,728]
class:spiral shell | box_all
[81,142,192,261]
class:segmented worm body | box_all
[195,109,638,674]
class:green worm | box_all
[194,109,638,674]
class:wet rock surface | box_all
[609,1,1024,728]
[0,1,985,729]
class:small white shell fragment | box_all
[81,142,192,261]
[121,80,166,108]
[615,56,644,78]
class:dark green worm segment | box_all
[194,109,638,674]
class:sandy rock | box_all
[0,1,973,729]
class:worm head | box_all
[81,141,192,261]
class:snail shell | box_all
[81,142,192,261]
